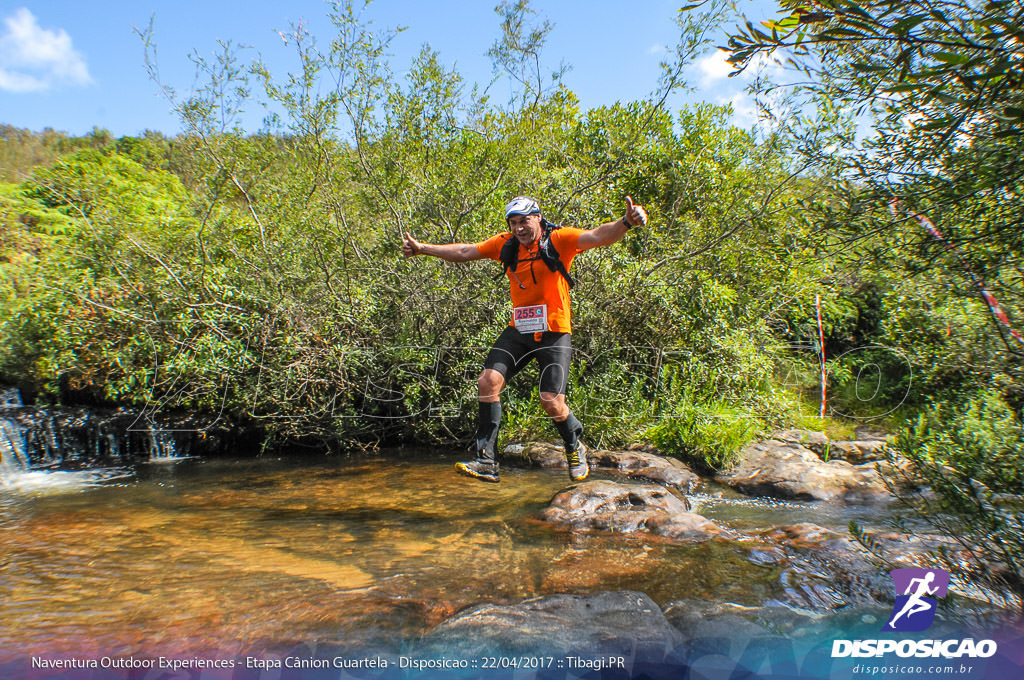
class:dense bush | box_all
[898,390,1024,495]
[851,391,1024,613]
[4,1,1021,489]
[0,0,838,463]
[726,0,1024,615]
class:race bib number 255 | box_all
[513,304,547,333]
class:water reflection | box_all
[0,454,872,661]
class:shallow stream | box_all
[0,453,892,661]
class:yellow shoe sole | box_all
[569,467,589,482]
[455,461,500,483]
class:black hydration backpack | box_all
[497,217,575,289]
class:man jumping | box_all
[402,195,647,483]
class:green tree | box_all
[720,0,1024,360]
[720,0,1024,614]
[3,1,828,462]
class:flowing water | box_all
[0,452,894,663]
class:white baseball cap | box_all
[504,196,541,219]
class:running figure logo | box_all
[883,568,949,632]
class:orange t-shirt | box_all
[475,227,583,333]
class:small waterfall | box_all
[0,386,239,490]
[0,417,31,487]
[0,387,22,407]
[145,427,190,462]
[0,388,137,492]
[0,413,132,493]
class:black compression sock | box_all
[475,401,502,458]
[554,411,583,447]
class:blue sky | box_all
[0,1,776,137]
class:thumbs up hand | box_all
[624,196,648,227]
[402,232,423,257]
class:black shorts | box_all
[483,326,572,395]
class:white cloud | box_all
[0,7,91,92]
[725,92,759,128]
[0,69,46,92]
[687,46,794,131]
[696,51,734,85]
[748,51,788,83]
[648,43,667,55]
[695,49,787,88]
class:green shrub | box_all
[854,390,1024,615]
[899,389,1024,494]
[646,386,763,470]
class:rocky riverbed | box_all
[400,430,1018,658]
[2,416,1019,669]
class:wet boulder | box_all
[770,429,830,454]
[825,440,891,465]
[755,523,893,612]
[716,439,891,503]
[752,524,1013,623]
[770,429,891,464]
[501,441,566,468]
[416,591,684,658]
[588,449,701,493]
[502,443,701,492]
[664,600,775,641]
[540,480,721,542]
[762,522,847,550]
[664,599,895,641]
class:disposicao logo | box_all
[884,567,949,632]
[831,567,998,660]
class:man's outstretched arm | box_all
[403,232,485,262]
[577,196,648,251]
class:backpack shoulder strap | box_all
[538,219,575,289]
[496,233,519,279]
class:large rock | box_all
[501,441,566,468]
[540,480,722,542]
[826,440,891,465]
[664,600,776,640]
[761,522,847,550]
[588,449,701,493]
[752,523,909,613]
[716,440,891,503]
[770,429,830,454]
[745,523,1002,616]
[770,429,891,464]
[416,591,684,658]
[503,442,701,492]
[664,600,902,641]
